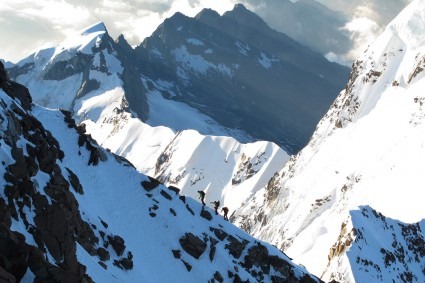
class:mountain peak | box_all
[222,3,269,32]
[233,3,248,11]
[387,0,425,50]
[195,7,220,21]
[79,21,107,36]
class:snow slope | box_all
[233,0,425,281]
[0,69,318,282]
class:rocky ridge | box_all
[0,61,320,282]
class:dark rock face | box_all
[225,235,248,259]
[142,176,162,191]
[97,247,110,261]
[210,227,228,241]
[200,209,213,221]
[108,235,126,257]
[43,52,93,81]
[114,33,149,121]
[66,167,84,194]
[214,271,224,283]
[0,224,29,282]
[0,64,96,282]
[0,61,32,111]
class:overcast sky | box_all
[0,0,411,64]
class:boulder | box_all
[141,176,161,191]
[107,235,126,257]
[200,209,212,221]
[225,235,247,259]
[97,248,110,261]
[179,233,207,259]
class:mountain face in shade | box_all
[134,4,350,153]
[0,61,320,282]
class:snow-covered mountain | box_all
[6,19,290,218]
[0,61,320,282]
[233,1,425,281]
[8,4,349,155]
[5,5,349,219]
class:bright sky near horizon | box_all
[0,0,236,63]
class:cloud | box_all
[342,16,381,62]
[237,0,411,65]
[0,0,236,63]
[326,0,412,62]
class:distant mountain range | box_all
[8,4,350,154]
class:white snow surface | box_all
[234,0,425,281]
[172,45,232,77]
[235,41,250,56]
[257,52,278,69]
[187,38,205,46]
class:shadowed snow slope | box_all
[233,1,425,282]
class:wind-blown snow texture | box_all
[233,1,425,282]
[0,63,319,282]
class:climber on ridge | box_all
[211,200,220,215]
[221,206,229,221]
[197,190,206,205]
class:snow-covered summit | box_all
[321,0,425,132]
[47,21,109,64]
[233,0,425,282]
[80,21,108,36]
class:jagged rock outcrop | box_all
[0,62,91,282]
[0,62,136,282]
